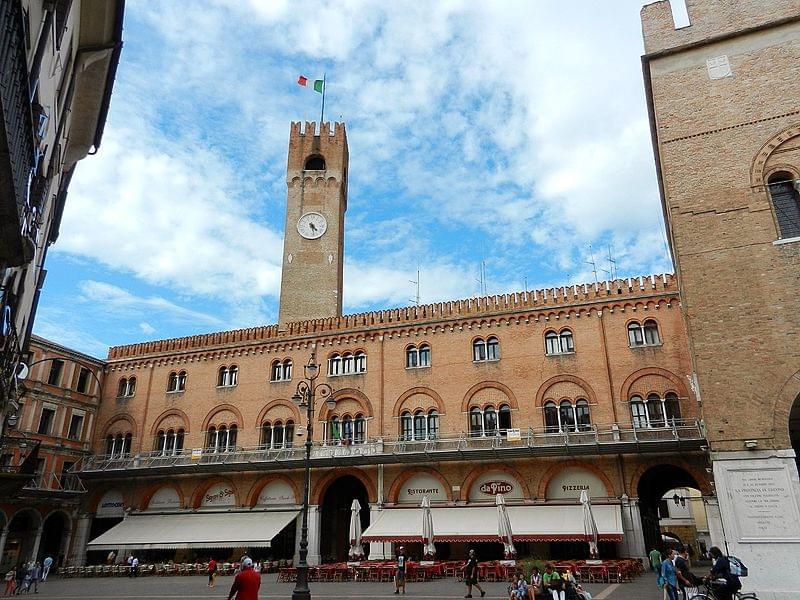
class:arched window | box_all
[665,392,681,424]
[406,346,418,368]
[484,406,498,435]
[419,344,431,367]
[117,378,127,398]
[284,420,294,447]
[498,404,512,431]
[271,359,292,382]
[167,371,178,392]
[304,155,326,170]
[486,337,500,361]
[177,371,187,391]
[328,354,342,376]
[127,377,136,396]
[329,416,340,442]
[342,416,353,443]
[575,399,591,431]
[282,360,292,380]
[469,407,483,436]
[164,429,176,454]
[544,402,559,433]
[123,433,132,455]
[273,421,284,449]
[400,412,412,441]
[354,414,366,444]
[261,422,273,449]
[643,320,660,345]
[473,339,486,362]
[630,396,647,428]
[767,171,800,239]
[105,435,114,456]
[354,351,367,373]
[342,353,354,374]
[217,426,227,451]
[218,365,238,387]
[559,329,574,353]
[628,322,644,347]
[427,410,439,439]
[207,426,217,449]
[227,424,237,449]
[646,393,665,427]
[413,411,426,440]
[218,367,228,386]
[545,331,560,355]
[156,430,166,453]
[559,400,576,432]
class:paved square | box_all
[26,573,666,599]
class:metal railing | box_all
[22,472,86,493]
[78,419,705,473]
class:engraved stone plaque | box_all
[727,467,800,541]
[707,55,732,80]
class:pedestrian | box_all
[106,551,116,565]
[131,556,139,578]
[126,555,133,577]
[542,564,564,600]
[649,547,662,579]
[706,546,741,600]
[29,564,40,594]
[674,546,698,598]
[227,556,260,600]
[19,564,31,595]
[207,557,218,588]
[660,548,679,600]
[393,545,407,595]
[40,558,52,583]
[4,566,15,596]
[13,564,24,595]
[463,549,485,598]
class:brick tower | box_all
[642,2,800,598]
[278,122,348,327]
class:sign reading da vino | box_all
[469,473,523,500]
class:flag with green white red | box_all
[297,75,324,93]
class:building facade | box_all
[74,122,713,566]
[0,0,124,435]
[0,335,103,570]
[642,2,800,598]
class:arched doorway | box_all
[637,465,704,554]
[319,475,369,563]
[6,510,42,567]
[789,393,800,473]
[40,511,70,565]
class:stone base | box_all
[712,449,800,600]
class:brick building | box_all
[641,1,800,598]
[73,121,712,566]
[0,335,103,570]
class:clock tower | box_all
[278,121,348,328]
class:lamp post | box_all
[291,352,335,600]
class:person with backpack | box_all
[707,546,742,600]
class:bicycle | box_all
[684,581,759,600]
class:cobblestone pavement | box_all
[24,573,667,599]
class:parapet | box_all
[106,274,679,362]
[287,121,348,174]
[641,0,800,55]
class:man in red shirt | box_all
[227,557,261,600]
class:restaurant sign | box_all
[201,483,236,507]
[96,489,125,518]
[256,480,296,506]
[398,473,447,504]
[546,468,608,500]
[147,486,181,510]
[479,481,514,496]
[469,472,523,501]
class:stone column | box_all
[619,496,646,558]
[0,528,8,566]
[703,497,725,550]
[367,503,390,560]
[69,514,92,566]
[30,526,43,562]
[305,505,321,566]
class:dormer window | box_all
[304,155,326,170]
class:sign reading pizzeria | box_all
[546,467,608,500]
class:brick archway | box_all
[461,464,530,501]
[100,413,137,438]
[536,459,618,500]
[317,388,374,421]
[386,466,453,504]
[619,367,689,402]
[311,467,377,505]
[246,474,300,507]
[534,374,598,406]
[392,387,446,417]
[460,381,519,412]
[87,486,132,514]
[202,404,245,431]
[256,399,301,426]
[773,369,800,448]
[149,408,191,435]
[750,123,800,187]
[628,459,713,497]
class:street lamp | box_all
[291,351,335,600]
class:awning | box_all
[362,504,623,543]
[87,511,298,550]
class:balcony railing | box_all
[78,419,706,475]
[22,472,86,494]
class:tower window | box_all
[767,172,800,239]
[304,155,326,170]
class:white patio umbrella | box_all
[348,498,365,560]
[580,489,599,558]
[421,495,436,559]
[496,494,516,559]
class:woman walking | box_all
[463,550,486,598]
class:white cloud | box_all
[139,322,156,335]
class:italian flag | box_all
[297,75,324,93]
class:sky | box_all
[34,0,688,358]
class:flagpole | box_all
[320,73,326,125]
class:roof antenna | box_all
[601,245,618,281]
[587,245,599,284]
[409,267,420,307]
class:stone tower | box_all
[642,2,800,598]
[278,122,348,328]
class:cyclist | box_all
[707,546,741,600]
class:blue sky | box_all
[35,0,684,358]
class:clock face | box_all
[297,212,327,240]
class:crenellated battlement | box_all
[107,274,678,361]
[641,0,800,56]
[286,121,348,178]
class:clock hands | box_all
[309,222,317,233]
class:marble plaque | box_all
[727,467,800,541]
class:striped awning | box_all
[362,504,623,543]
[87,511,298,550]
